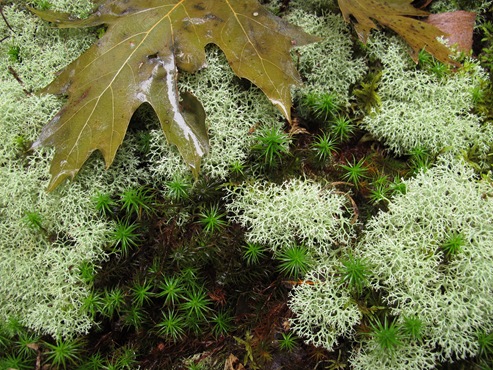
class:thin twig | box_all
[334,190,359,224]
[0,6,14,33]
[8,66,32,95]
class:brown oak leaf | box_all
[31,0,318,190]
[337,0,456,64]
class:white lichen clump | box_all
[0,5,95,161]
[350,339,437,370]
[288,262,362,350]
[353,156,493,365]
[430,0,493,14]
[0,3,145,337]
[286,8,367,107]
[289,0,338,14]
[50,0,95,18]
[363,34,491,157]
[226,179,354,256]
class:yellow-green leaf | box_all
[337,0,456,64]
[31,0,318,191]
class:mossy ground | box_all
[1,0,493,369]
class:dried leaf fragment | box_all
[224,354,246,370]
[337,0,456,64]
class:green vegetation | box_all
[340,157,369,188]
[156,310,186,342]
[92,192,116,217]
[1,0,493,369]
[276,244,312,278]
[330,114,356,143]
[242,243,268,265]
[7,44,20,62]
[44,337,85,369]
[102,287,125,318]
[401,316,424,342]
[339,254,370,294]
[311,132,338,162]
[197,204,227,234]
[165,176,191,201]
[32,0,53,11]
[477,330,493,358]
[158,275,185,306]
[302,92,340,121]
[110,219,140,256]
[22,211,44,231]
[441,231,466,257]
[252,125,291,167]
[368,318,402,354]
[81,291,104,320]
[278,332,299,352]
[369,181,390,205]
[131,280,155,307]
[181,287,212,321]
[211,310,233,338]
[120,186,155,219]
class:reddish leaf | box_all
[427,11,476,53]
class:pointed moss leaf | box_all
[337,0,456,64]
[31,0,318,191]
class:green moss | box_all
[251,124,291,167]
[276,244,312,278]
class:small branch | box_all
[7,66,32,95]
[334,190,359,224]
[0,6,14,34]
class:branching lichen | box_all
[356,156,493,361]
[288,262,362,350]
[430,0,493,14]
[286,9,367,109]
[226,178,354,256]
[363,34,493,159]
[0,3,146,337]
[50,0,95,18]
[349,339,437,370]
